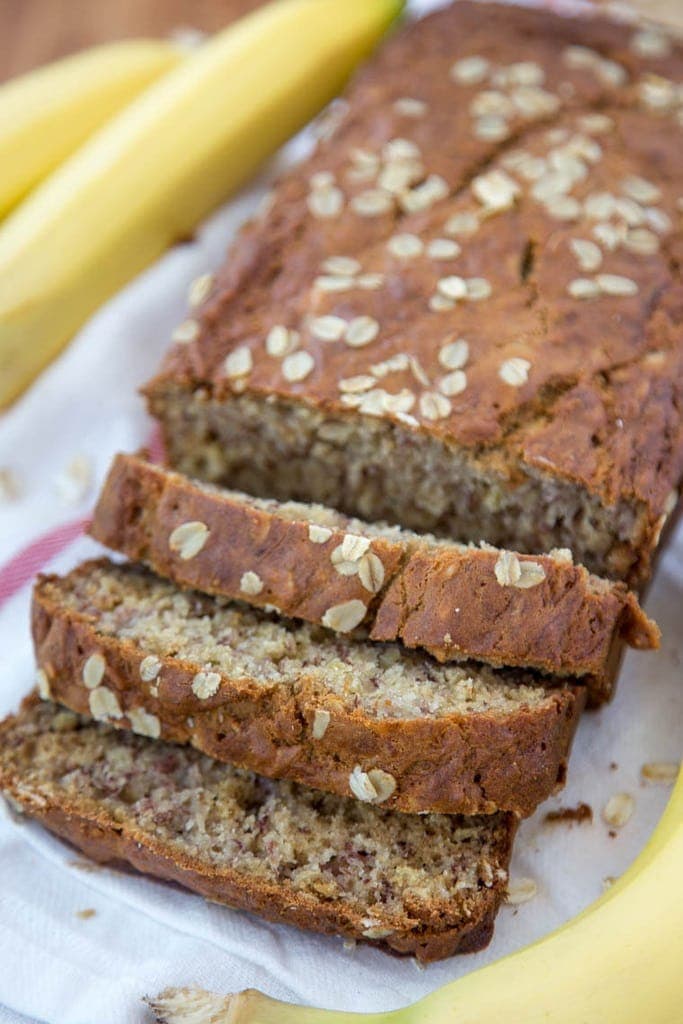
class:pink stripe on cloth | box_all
[0,518,88,608]
[0,429,164,609]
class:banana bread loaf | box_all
[0,697,516,961]
[145,1,683,585]
[90,453,658,702]
[32,559,584,816]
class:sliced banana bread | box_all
[32,559,584,816]
[90,453,658,703]
[145,2,683,585]
[0,698,516,961]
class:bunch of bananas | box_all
[0,0,403,408]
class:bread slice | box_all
[90,453,658,704]
[144,2,683,587]
[33,559,584,816]
[0,697,516,961]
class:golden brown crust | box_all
[32,562,585,817]
[90,454,658,699]
[145,1,683,584]
[0,697,516,962]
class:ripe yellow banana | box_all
[149,765,682,1024]
[0,40,182,218]
[0,0,403,409]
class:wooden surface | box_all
[0,0,264,81]
[1,0,682,82]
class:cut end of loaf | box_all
[147,384,651,583]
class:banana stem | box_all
[227,989,396,1023]
[147,987,401,1024]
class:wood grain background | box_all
[0,1,681,82]
[0,0,264,81]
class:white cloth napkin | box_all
[0,2,681,1020]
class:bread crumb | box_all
[544,802,592,826]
